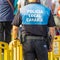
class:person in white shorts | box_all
[52,0,60,27]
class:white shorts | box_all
[54,15,60,27]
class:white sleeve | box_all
[52,0,56,3]
[17,0,21,5]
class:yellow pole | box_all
[48,52,53,60]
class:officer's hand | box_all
[48,43,53,52]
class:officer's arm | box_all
[51,3,55,14]
[12,25,19,40]
[48,12,56,44]
[48,27,55,52]
[11,12,21,40]
[49,27,55,44]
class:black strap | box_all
[7,0,14,11]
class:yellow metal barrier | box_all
[0,36,60,60]
[53,36,60,60]
[9,40,23,60]
[48,52,53,60]
[0,42,9,60]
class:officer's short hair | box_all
[25,0,41,5]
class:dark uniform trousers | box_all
[0,21,12,43]
[23,35,48,60]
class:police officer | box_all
[12,0,55,60]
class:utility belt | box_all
[20,33,52,50]
[25,35,45,40]
[20,33,50,42]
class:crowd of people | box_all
[0,0,60,42]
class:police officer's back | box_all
[12,0,55,60]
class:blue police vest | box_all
[20,4,51,36]
[20,4,50,25]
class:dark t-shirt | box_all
[0,0,14,22]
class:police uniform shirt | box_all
[12,3,55,37]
